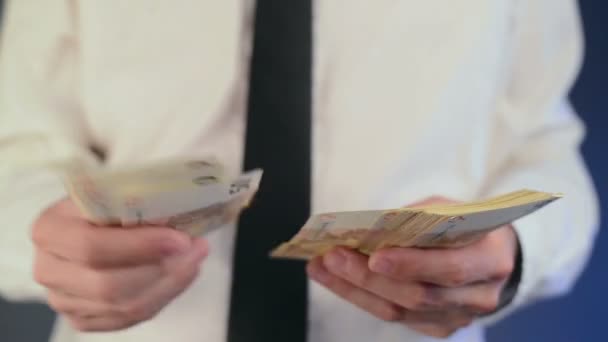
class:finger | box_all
[34,250,164,303]
[307,257,405,322]
[47,290,113,317]
[321,248,439,310]
[308,257,476,334]
[32,214,193,267]
[67,314,141,332]
[401,308,472,325]
[405,322,462,339]
[401,309,474,338]
[369,231,514,286]
[428,280,505,314]
[110,238,208,326]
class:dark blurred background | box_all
[0,1,606,341]
[487,1,608,341]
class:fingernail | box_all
[370,258,393,275]
[162,243,184,256]
[423,285,443,307]
[325,252,345,271]
[163,236,190,256]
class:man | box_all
[0,1,599,342]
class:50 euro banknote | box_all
[270,189,562,259]
[62,159,263,236]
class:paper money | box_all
[62,159,560,260]
[62,158,263,236]
[118,169,263,236]
[270,189,562,259]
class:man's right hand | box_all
[32,199,208,332]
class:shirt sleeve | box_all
[0,1,100,302]
[476,0,600,325]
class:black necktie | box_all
[227,1,312,342]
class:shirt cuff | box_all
[476,214,548,326]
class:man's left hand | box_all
[306,197,519,338]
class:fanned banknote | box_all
[62,159,263,236]
[61,159,561,260]
[270,189,562,259]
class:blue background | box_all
[487,1,608,341]
[0,1,606,341]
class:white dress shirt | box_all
[0,1,599,342]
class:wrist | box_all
[492,227,523,314]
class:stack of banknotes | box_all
[270,190,561,259]
[62,159,263,236]
[62,159,561,259]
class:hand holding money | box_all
[54,157,558,337]
[40,158,263,332]
[62,159,263,237]
[306,196,519,339]
[32,199,209,332]
[271,189,559,259]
